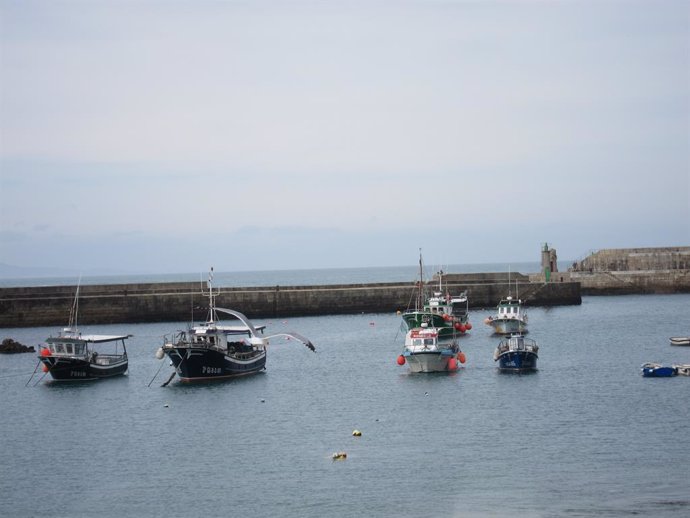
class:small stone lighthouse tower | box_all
[541,243,558,281]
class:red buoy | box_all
[466,322,472,330]
[458,324,467,333]
[397,355,406,366]
[458,352,466,364]
[448,357,457,371]
[443,314,451,322]
[454,323,461,331]
[40,348,51,357]
[41,364,49,373]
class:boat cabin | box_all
[45,340,88,357]
[405,328,439,350]
[497,297,523,318]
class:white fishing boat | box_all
[669,337,690,346]
[484,296,528,335]
[396,325,465,373]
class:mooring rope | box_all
[24,361,41,386]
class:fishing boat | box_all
[640,363,677,377]
[37,284,130,381]
[402,254,472,338]
[156,269,315,383]
[396,325,466,373]
[669,337,690,346]
[484,296,528,335]
[493,334,538,371]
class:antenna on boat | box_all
[202,267,220,323]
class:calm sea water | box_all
[1,271,689,517]
[0,261,542,288]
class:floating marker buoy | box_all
[397,355,406,366]
[369,322,375,326]
[155,347,164,360]
[458,351,466,364]
[332,451,347,460]
[352,430,362,437]
[261,399,265,403]
[164,403,169,408]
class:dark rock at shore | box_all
[0,338,36,354]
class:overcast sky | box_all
[1,0,688,275]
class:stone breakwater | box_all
[0,276,580,328]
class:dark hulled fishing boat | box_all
[39,331,130,380]
[157,269,315,382]
[36,283,131,381]
[402,253,472,338]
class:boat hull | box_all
[404,351,456,373]
[39,356,128,380]
[164,347,266,381]
[641,365,677,377]
[669,337,690,346]
[496,351,538,371]
[489,318,527,335]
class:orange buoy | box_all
[40,348,51,357]
[458,351,466,364]
[397,355,406,366]
[41,364,49,372]
[448,357,457,371]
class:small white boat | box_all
[396,326,465,373]
[673,364,690,376]
[669,337,690,346]
[484,296,528,335]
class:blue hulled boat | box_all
[493,334,538,371]
[641,363,677,377]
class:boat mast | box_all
[68,276,82,331]
[204,267,219,324]
[417,249,424,310]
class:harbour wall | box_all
[0,277,581,328]
[562,246,690,295]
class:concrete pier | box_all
[563,246,690,294]
[0,276,581,328]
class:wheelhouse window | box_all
[55,344,65,353]
[65,344,74,354]
[74,344,84,355]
